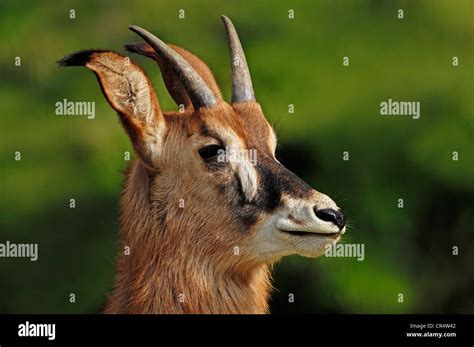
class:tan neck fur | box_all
[104,162,272,314]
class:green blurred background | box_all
[0,0,473,313]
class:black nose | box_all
[314,208,346,230]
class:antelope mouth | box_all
[278,229,343,238]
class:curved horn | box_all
[129,25,217,109]
[221,15,255,103]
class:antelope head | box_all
[58,16,346,312]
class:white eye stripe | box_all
[210,126,259,202]
[233,159,258,202]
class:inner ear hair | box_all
[58,49,165,168]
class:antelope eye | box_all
[198,144,224,159]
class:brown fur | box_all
[104,103,275,314]
[81,48,279,313]
[59,34,334,314]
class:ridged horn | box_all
[221,15,255,103]
[129,25,217,109]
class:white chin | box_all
[284,232,341,258]
[250,224,342,261]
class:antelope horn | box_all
[129,25,217,109]
[221,15,255,103]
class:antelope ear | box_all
[58,49,165,169]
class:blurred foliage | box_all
[0,0,473,313]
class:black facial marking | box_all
[218,154,314,231]
[254,156,313,211]
[252,164,282,212]
[198,122,313,231]
[217,172,258,229]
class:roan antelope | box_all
[58,16,346,314]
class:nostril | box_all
[314,208,346,231]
